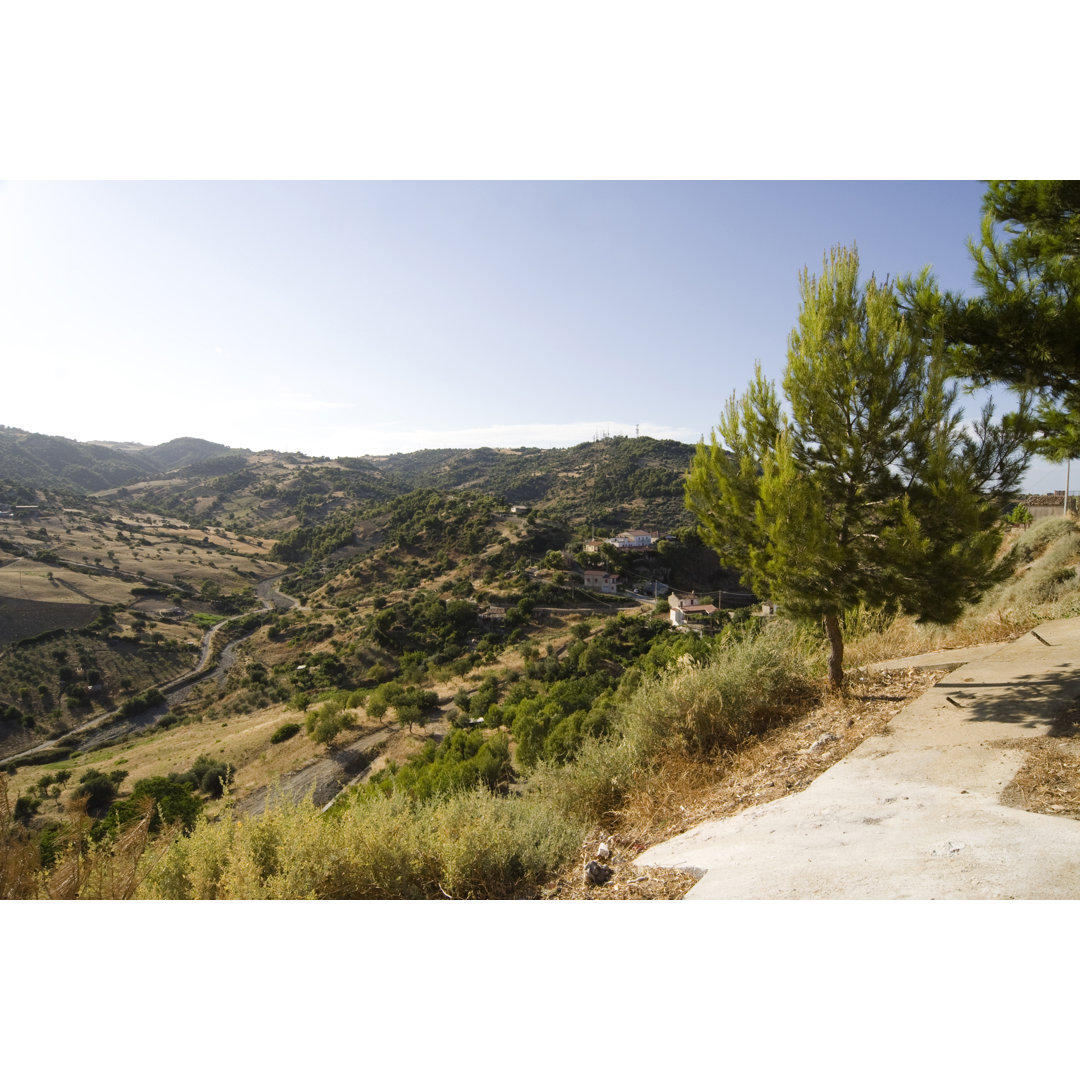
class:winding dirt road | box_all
[0,573,301,765]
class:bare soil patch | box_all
[0,596,96,646]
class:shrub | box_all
[377,729,512,801]
[73,769,127,816]
[140,786,582,900]
[1006,504,1034,528]
[426,788,581,899]
[305,701,349,748]
[270,722,301,745]
[620,620,814,760]
[188,756,233,798]
[115,687,166,720]
[530,620,816,826]
[528,731,641,826]
[105,776,203,835]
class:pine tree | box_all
[946,180,1080,458]
[687,245,1029,686]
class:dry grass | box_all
[1000,697,1080,820]
[1,773,178,899]
[139,784,582,899]
[842,609,1029,670]
[844,517,1080,671]
[5,700,359,811]
[0,559,136,606]
[0,511,283,601]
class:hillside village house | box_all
[583,530,660,554]
[583,568,620,594]
[610,529,658,550]
[668,591,718,626]
[1023,493,1078,520]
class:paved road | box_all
[636,617,1080,899]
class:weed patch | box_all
[140,785,581,899]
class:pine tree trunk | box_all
[823,612,844,687]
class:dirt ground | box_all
[1000,696,1080,819]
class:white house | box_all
[668,591,718,617]
[610,529,658,550]
[583,568,619,594]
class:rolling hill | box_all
[0,427,699,536]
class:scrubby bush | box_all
[375,729,512,801]
[75,769,128,813]
[105,776,203,835]
[1006,504,1034,529]
[620,620,814,760]
[528,729,642,826]
[530,620,815,826]
[177,756,234,798]
[306,701,349,748]
[270,722,301,745]
[140,786,582,900]
[115,687,166,719]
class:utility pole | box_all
[1066,459,1073,517]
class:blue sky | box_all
[0,179,1069,493]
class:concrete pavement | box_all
[635,616,1080,899]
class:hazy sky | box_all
[0,180,1068,492]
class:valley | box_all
[5,424,1077,901]
[2,427,745,891]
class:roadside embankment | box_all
[636,616,1080,899]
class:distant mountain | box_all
[0,426,699,536]
[132,436,238,472]
[0,428,241,494]
[0,426,148,493]
[360,438,695,528]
